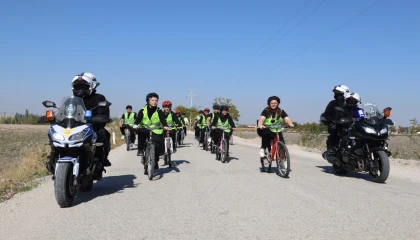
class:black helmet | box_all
[267,96,280,106]
[212,103,220,110]
[220,105,229,111]
[199,110,204,113]
[181,112,186,115]
[126,105,132,109]
[146,92,159,103]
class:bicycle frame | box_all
[268,125,283,161]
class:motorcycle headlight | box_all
[380,127,388,135]
[69,129,89,141]
[363,127,376,134]
[52,132,65,141]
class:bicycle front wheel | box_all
[221,139,228,163]
[147,144,155,180]
[276,142,290,178]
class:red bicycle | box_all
[260,125,291,178]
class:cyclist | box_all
[207,103,219,135]
[161,100,181,153]
[257,96,294,158]
[211,105,236,157]
[119,105,137,147]
[181,112,188,136]
[194,110,202,140]
[198,108,211,147]
[133,92,169,173]
[175,110,186,145]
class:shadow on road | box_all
[74,174,138,206]
[154,160,191,180]
[316,165,375,182]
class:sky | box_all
[0,0,419,126]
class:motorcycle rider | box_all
[119,105,137,146]
[323,85,350,154]
[133,92,169,173]
[72,74,112,167]
[341,92,362,120]
[161,100,182,153]
[77,72,112,164]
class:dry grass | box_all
[0,124,124,202]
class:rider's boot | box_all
[137,149,144,157]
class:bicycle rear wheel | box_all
[276,142,290,178]
[229,135,233,145]
[147,144,155,180]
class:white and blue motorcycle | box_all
[43,96,110,208]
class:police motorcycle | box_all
[43,96,111,207]
[320,101,394,183]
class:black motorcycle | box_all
[320,101,394,183]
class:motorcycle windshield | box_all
[360,101,384,125]
[55,96,86,123]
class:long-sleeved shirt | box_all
[134,105,168,127]
[211,113,236,128]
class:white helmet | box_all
[78,72,99,90]
[333,84,350,100]
[345,92,361,109]
[333,84,350,94]
[72,74,93,97]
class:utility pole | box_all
[186,89,197,108]
[186,89,198,130]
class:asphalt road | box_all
[1,133,419,239]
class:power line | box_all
[231,0,327,79]
[226,0,314,78]
[271,0,382,72]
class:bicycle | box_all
[260,125,291,178]
[214,126,230,163]
[122,124,136,151]
[163,129,173,168]
[136,126,157,180]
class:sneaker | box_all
[137,151,144,157]
[121,136,125,140]
[259,148,266,158]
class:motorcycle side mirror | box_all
[334,106,344,112]
[385,118,394,126]
[42,100,57,108]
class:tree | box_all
[213,97,240,121]
[174,105,199,128]
[409,118,420,134]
